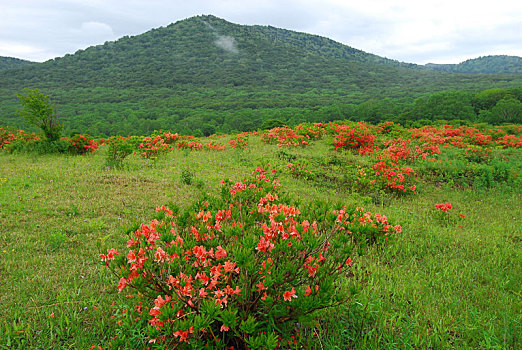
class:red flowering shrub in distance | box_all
[205,141,226,151]
[152,131,180,145]
[294,123,327,140]
[0,127,40,150]
[138,135,174,158]
[105,136,143,168]
[333,123,376,156]
[176,140,204,151]
[101,165,401,349]
[228,136,248,150]
[261,127,309,147]
[372,158,417,194]
[66,134,99,154]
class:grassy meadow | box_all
[0,125,521,349]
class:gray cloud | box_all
[0,0,520,64]
[214,35,239,54]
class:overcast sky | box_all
[1,0,521,64]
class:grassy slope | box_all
[0,135,520,349]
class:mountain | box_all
[425,55,522,74]
[0,15,521,136]
[0,56,33,71]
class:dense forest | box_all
[0,56,34,71]
[425,55,522,74]
[0,15,521,136]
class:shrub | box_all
[228,136,248,150]
[7,139,70,154]
[138,135,174,158]
[261,127,308,147]
[105,136,143,168]
[0,127,40,150]
[66,134,99,155]
[333,123,376,156]
[101,165,401,349]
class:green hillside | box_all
[426,55,522,74]
[0,56,33,71]
[0,15,521,136]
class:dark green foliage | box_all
[425,55,522,74]
[104,136,143,168]
[261,119,285,130]
[8,139,70,154]
[0,56,34,71]
[16,88,62,141]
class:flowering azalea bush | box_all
[294,123,327,140]
[0,127,40,150]
[138,135,174,158]
[371,159,417,195]
[66,134,99,155]
[261,127,309,147]
[151,131,180,145]
[101,165,401,349]
[105,136,143,168]
[177,139,204,151]
[205,141,226,151]
[228,136,248,150]
[333,123,376,156]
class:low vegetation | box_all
[1,120,520,349]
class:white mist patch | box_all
[214,35,238,54]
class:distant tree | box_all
[261,119,285,130]
[471,88,513,112]
[490,98,521,124]
[17,88,62,141]
[201,123,216,136]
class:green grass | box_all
[0,134,520,349]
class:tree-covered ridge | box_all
[425,55,522,74]
[0,15,521,136]
[0,56,33,71]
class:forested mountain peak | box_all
[425,55,522,74]
[1,14,426,90]
[0,15,521,136]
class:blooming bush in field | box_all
[0,127,40,150]
[228,136,248,150]
[261,127,309,147]
[294,123,327,140]
[496,134,522,148]
[371,159,417,194]
[152,131,180,145]
[138,135,174,158]
[332,123,376,156]
[66,134,99,154]
[101,165,401,349]
[176,140,204,151]
[105,136,143,168]
[435,202,452,212]
[205,141,226,151]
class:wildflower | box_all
[283,287,297,301]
